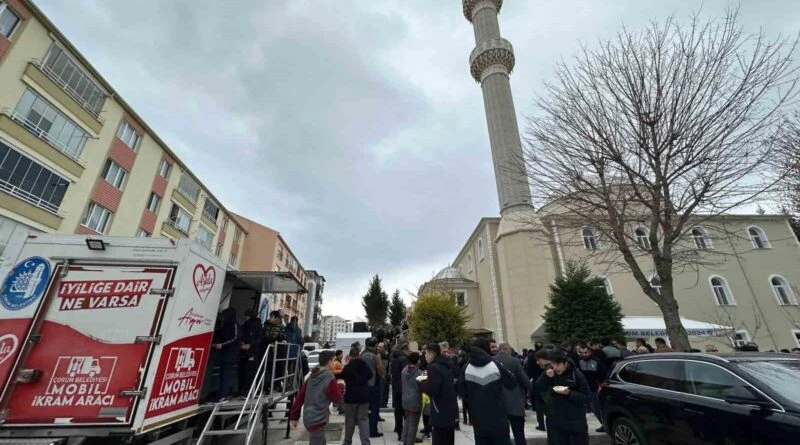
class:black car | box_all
[598,352,800,445]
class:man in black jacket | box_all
[495,343,532,445]
[459,339,516,445]
[418,343,458,445]
[390,344,410,440]
[238,309,263,397]
[341,347,373,445]
[536,351,590,445]
[211,307,239,403]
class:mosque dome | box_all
[433,266,468,281]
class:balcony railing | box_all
[4,109,88,165]
[36,60,106,122]
[164,218,190,236]
[201,209,218,224]
[0,177,61,214]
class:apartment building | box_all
[305,271,325,340]
[321,315,348,343]
[0,0,246,266]
[233,213,313,327]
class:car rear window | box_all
[735,360,800,409]
[621,360,686,392]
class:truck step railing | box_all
[196,342,303,445]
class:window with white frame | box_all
[82,203,111,234]
[770,275,798,306]
[214,242,223,257]
[0,2,21,39]
[709,276,735,305]
[146,192,161,213]
[14,88,89,159]
[168,204,192,234]
[650,275,662,294]
[202,198,219,222]
[228,251,238,266]
[634,227,650,250]
[582,228,598,250]
[747,226,770,249]
[602,277,614,296]
[233,229,242,243]
[692,226,712,250]
[731,330,751,348]
[478,239,485,261]
[116,121,141,151]
[41,43,106,116]
[195,225,213,250]
[158,159,170,179]
[454,291,466,306]
[792,330,800,347]
[136,228,150,238]
[101,160,126,189]
[177,172,200,203]
[0,139,69,214]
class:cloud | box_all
[34,0,799,320]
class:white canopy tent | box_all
[623,316,730,338]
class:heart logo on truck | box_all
[193,264,215,303]
[0,333,19,365]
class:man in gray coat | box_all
[495,343,532,445]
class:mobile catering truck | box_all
[0,233,305,444]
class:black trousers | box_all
[475,433,511,445]
[546,421,589,445]
[508,415,526,445]
[393,391,404,434]
[432,426,455,445]
[532,393,545,428]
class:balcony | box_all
[171,188,196,214]
[25,61,104,134]
[161,218,189,239]
[0,112,85,177]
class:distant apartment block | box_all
[321,315,349,343]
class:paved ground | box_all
[265,405,610,445]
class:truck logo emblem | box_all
[192,264,215,302]
[0,333,19,365]
[1,256,51,311]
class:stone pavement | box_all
[266,405,610,445]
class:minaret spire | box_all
[463,0,532,215]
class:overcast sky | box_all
[36,1,799,320]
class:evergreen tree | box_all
[542,261,625,344]
[410,290,469,347]
[362,274,389,330]
[388,289,407,327]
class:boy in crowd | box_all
[401,352,424,445]
[290,350,345,445]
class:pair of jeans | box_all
[368,384,381,436]
[216,359,236,400]
[402,412,421,445]
[431,426,454,445]
[508,415,526,445]
[309,426,328,445]
[343,403,370,445]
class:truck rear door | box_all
[1,262,175,426]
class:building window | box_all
[177,172,201,203]
[41,43,106,116]
[116,121,141,151]
[168,204,192,234]
[792,330,800,347]
[731,330,751,348]
[649,275,662,295]
[747,226,770,249]
[582,227,598,250]
[228,252,238,266]
[202,198,219,223]
[220,216,229,232]
[195,225,213,250]
[0,140,69,214]
[602,277,614,296]
[770,275,798,306]
[158,158,170,179]
[214,242,223,257]
[277,247,284,261]
[82,203,111,234]
[692,226,712,250]
[478,239,485,261]
[146,192,161,213]
[233,229,241,243]
[136,228,150,238]
[634,227,650,250]
[13,89,90,159]
[0,2,21,39]
[101,159,126,189]
[467,253,473,272]
[709,276,735,306]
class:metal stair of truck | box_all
[0,440,67,445]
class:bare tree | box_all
[521,9,799,350]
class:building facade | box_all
[0,0,247,266]
[233,213,312,324]
[423,214,800,351]
[304,271,325,341]
[321,315,348,343]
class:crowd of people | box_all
[288,334,800,445]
